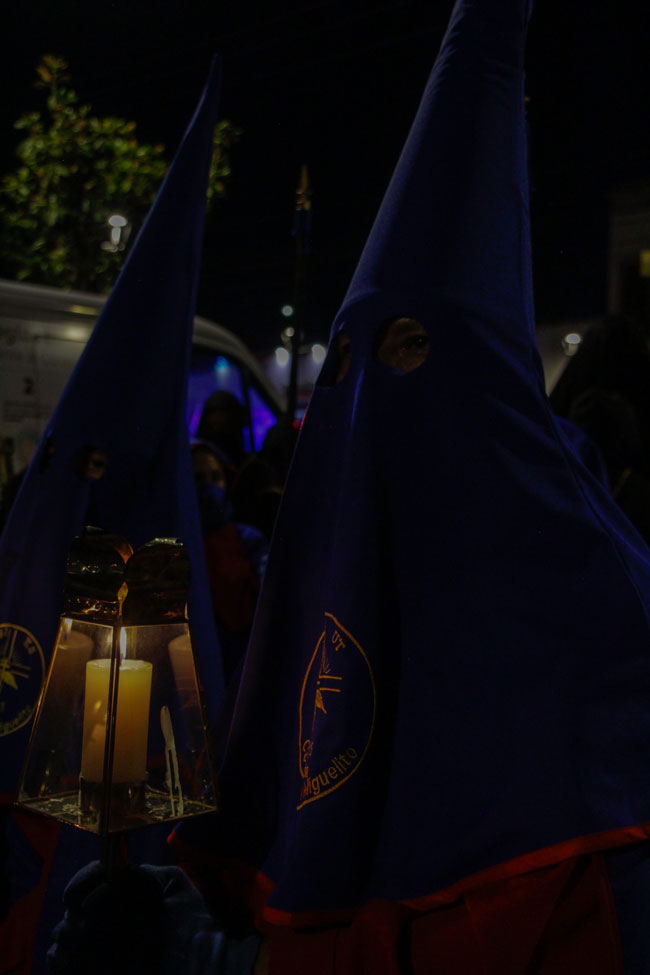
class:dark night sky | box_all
[2,0,649,353]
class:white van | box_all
[0,278,286,482]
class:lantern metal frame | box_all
[16,530,218,869]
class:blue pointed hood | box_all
[201,0,650,926]
[0,58,225,796]
[341,0,534,335]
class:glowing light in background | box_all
[102,214,129,251]
[275,347,290,367]
[281,304,294,318]
[312,344,326,364]
[62,325,91,342]
[562,332,582,357]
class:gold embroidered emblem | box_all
[297,613,375,809]
[0,623,46,737]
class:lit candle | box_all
[81,659,152,783]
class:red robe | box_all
[263,855,622,975]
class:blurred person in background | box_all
[191,440,267,684]
[551,314,650,544]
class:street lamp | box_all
[101,214,130,252]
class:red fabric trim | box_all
[402,821,650,913]
[0,806,62,975]
[268,857,624,975]
[252,820,650,929]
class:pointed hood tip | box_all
[207,53,223,79]
[334,0,535,344]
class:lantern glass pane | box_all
[17,618,112,826]
[116,621,217,830]
[17,620,217,834]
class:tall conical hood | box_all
[0,58,225,799]
[186,0,650,932]
[341,0,534,337]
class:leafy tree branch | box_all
[0,55,240,292]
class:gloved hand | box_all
[48,860,262,975]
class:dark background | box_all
[2,0,649,354]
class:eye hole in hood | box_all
[374,317,429,373]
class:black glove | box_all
[48,860,261,975]
[48,860,165,975]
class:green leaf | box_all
[0,55,240,289]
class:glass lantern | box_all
[17,531,218,839]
